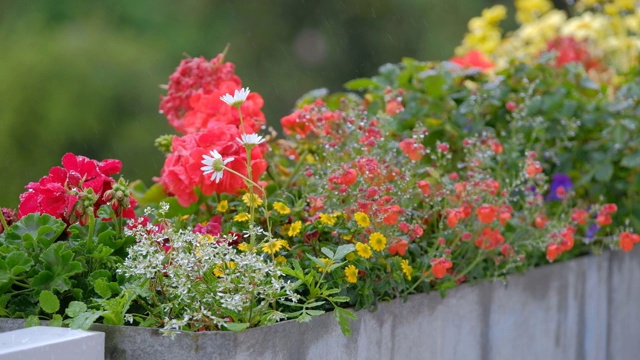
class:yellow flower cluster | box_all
[456,0,640,74]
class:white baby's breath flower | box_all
[236,133,266,146]
[201,150,234,183]
[220,87,250,107]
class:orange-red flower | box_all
[476,204,497,224]
[450,50,494,71]
[474,227,505,250]
[619,232,640,252]
[430,257,453,279]
[399,138,425,161]
[388,239,409,256]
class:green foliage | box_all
[0,211,133,328]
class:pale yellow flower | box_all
[355,242,372,259]
[217,200,228,213]
[401,259,413,280]
[261,239,290,255]
[344,265,358,283]
[242,192,263,207]
[354,212,370,228]
[369,232,387,252]
[272,201,291,215]
[288,221,302,237]
[233,212,251,222]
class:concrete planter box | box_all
[1,249,639,360]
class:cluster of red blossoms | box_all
[17,153,135,226]
[157,54,268,206]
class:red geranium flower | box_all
[450,50,494,71]
[158,123,268,207]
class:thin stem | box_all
[0,209,8,233]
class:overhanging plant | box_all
[1,0,639,338]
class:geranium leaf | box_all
[38,290,60,314]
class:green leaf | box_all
[0,293,11,316]
[129,181,169,207]
[344,78,378,91]
[334,244,355,260]
[423,74,446,98]
[594,162,614,182]
[0,262,13,293]
[49,314,63,327]
[38,290,60,314]
[334,307,357,337]
[25,315,41,327]
[320,247,334,259]
[5,214,65,248]
[67,310,105,330]
[621,152,640,168]
[31,270,54,290]
[65,301,87,317]
[328,296,350,303]
[38,242,83,292]
[224,322,250,332]
[89,270,112,283]
[6,251,34,276]
[94,278,112,298]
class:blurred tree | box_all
[0,0,500,208]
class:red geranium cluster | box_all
[18,153,135,226]
[159,54,266,134]
[157,54,270,206]
[546,36,601,72]
[158,123,268,207]
[280,99,342,139]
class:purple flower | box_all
[546,173,573,201]
[586,224,599,240]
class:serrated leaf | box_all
[89,270,112,283]
[38,290,60,314]
[306,254,327,269]
[65,301,87,317]
[6,214,65,248]
[6,251,34,277]
[334,307,356,337]
[224,322,250,332]
[39,242,83,292]
[31,270,55,290]
[94,278,112,298]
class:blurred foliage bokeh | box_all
[0,0,509,208]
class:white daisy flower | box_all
[201,150,234,183]
[220,87,250,107]
[236,133,266,146]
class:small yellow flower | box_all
[275,255,287,265]
[242,192,263,207]
[238,243,253,252]
[316,258,333,273]
[273,202,291,215]
[345,252,356,261]
[288,221,302,237]
[401,259,413,280]
[261,239,290,255]
[200,234,215,243]
[344,265,358,283]
[227,261,236,270]
[233,212,251,222]
[369,232,387,252]
[354,212,370,228]
[319,213,337,226]
[305,153,317,164]
[213,263,224,277]
[355,242,372,259]
[217,200,228,213]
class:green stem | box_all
[455,252,485,281]
[0,210,8,233]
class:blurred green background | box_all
[0,0,511,208]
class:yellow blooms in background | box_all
[369,232,387,251]
[515,0,553,24]
[356,242,372,259]
[354,212,370,228]
[316,258,333,273]
[217,200,228,213]
[344,265,358,283]
[273,202,291,215]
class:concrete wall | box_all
[1,249,639,360]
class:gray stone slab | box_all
[0,325,104,360]
[1,249,639,360]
